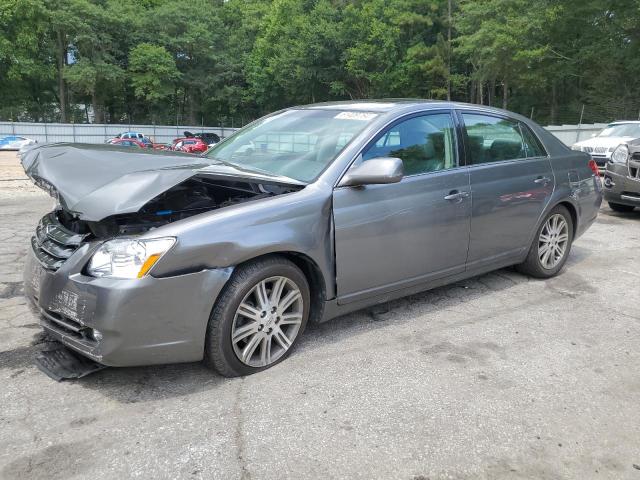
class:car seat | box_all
[489,139,524,161]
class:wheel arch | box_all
[523,197,580,262]
[233,251,328,324]
[555,200,578,237]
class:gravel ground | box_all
[0,151,41,197]
[1,151,639,479]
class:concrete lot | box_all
[1,151,639,479]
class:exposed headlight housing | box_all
[87,237,176,279]
[610,144,629,165]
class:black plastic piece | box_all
[34,343,107,381]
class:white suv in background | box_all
[572,121,640,170]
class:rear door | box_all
[459,111,554,270]
[333,110,471,304]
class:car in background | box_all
[175,137,209,154]
[183,131,221,147]
[22,100,602,378]
[108,132,154,148]
[0,135,37,150]
[167,138,187,151]
[107,138,146,149]
[603,141,640,212]
[572,121,640,171]
[153,143,174,151]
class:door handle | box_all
[444,190,470,201]
[534,176,551,185]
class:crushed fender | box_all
[35,343,107,381]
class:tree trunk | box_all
[488,78,495,107]
[550,83,558,124]
[478,81,484,105]
[188,92,197,125]
[91,90,102,124]
[502,79,508,109]
[446,0,452,101]
[56,30,68,123]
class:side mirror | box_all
[340,157,404,187]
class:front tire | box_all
[517,205,574,279]
[204,256,310,377]
[608,202,635,213]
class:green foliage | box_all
[2,0,640,125]
[129,44,180,103]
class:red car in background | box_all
[107,138,146,148]
[174,137,209,154]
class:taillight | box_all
[588,158,599,176]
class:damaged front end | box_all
[21,143,305,372]
[24,143,304,270]
[38,175,299,255]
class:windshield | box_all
[205,109,378,182]
[598,123,640,138]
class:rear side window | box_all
[462,113,526,164]
[520,124,547,157]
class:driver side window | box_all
[362,113,457,176]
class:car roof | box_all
[608,121,640,125]
[298,99,522,117]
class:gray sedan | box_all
[22,101,602,377]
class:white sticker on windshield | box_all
[334,112,378,121]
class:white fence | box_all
[544,123,607,145]
[1,121,607,146]
[0,122,239,145]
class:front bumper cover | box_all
[603,162,640,207]
[24,242,232,367]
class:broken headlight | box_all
[610,144,629,165]
[87,237,175,279]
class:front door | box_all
[333,111,471,304]
[459,111,555,270]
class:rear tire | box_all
[608,202,635,213]
[517,205,574,279]
[204,256,310,377]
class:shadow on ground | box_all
[50,266,568,402]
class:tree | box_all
[62,0,125,123]
[0,0,55,120]
[129,43,181,118]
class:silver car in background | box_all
[572,121,640,171]
[603,140,640,212]
[22,101,602,377]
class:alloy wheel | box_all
[538,214,569,269]
[231,276,304,367]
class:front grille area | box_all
[42,308,84,338]
[41,308,98,345]
[629,159,640,179]
[593,146,608,154]
[31,212,90,271]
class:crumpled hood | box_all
[21,143,303,221]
